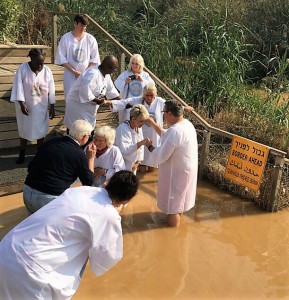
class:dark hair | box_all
[27,48,46,58]
[106,170,139,201]
[74,14,89,26]
[164,100,184,117]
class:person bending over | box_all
[0,170,138,300]
[23,119,96,213]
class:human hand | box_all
[184,105,195,113]
[86,142,97,158]
[49,105,55,120]
[132,161,140,172]
[19,101,29,115]
[94,167,106,177]
[74,70,81,78]
[143,137,152,147]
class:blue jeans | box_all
[23,184,57,213]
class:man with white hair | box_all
[23,119,96,213]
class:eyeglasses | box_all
[94,138,106,144]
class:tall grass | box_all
[2,0,289,150]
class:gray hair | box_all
[130,104,149,120]
[142,83,157,97]
[164,100,184,117]
[69,120,93,140]
[128,54,144,73]
[94,126,116,147]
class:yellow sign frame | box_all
[224,136,269,192]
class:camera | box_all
[128,75,137,80]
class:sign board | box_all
[224,136,269,192]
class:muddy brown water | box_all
[1,171,289,299]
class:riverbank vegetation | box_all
[1,0,289,151]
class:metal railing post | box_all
[199,130,211,179]
[52,14,58,64]
[267,155,285,212]
[120,52,126,73]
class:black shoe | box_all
[16,150,25,164]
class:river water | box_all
[1,170,289,299]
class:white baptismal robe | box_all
[64,66,119,129]
[151,119,198,214]
[94,145,126,183]
[115,121,144,172]
[55,32,100,99]
[0,187,123,300]
[10,62,56,141]
[114,70,155,123]
[111,96,165,167]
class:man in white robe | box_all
[64,55,120,131]
[55,14,100,99]
[0,170,138,300]
[10,48,56,164]
[145,100,198,227]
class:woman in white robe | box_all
[10,48,56,164]
[92,126,125,187]
[0,171,139,300]
[145,100,198,227]
[114,54,155,123]
[55,14,100,99]
[104,83,165,170]
[115,104,150,174]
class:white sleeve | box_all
[106,148,126,180]
[47,68,56,104]
[10,65,25,102]
[115,126,138,158]
[55,34,68,65]
[89,214,123,276]
[151,130,176,165]
[110,97,137,112]
[89,36,101,65]
[114,71,127,92]
[79,70,98,102]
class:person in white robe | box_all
[63,55,121,131]
[92,126,125,187]
[55,14,100,99]
[115,104,151,174]
[114,54,155,123]
[0,170,139,300]
[104,83,165,171]
[10,48,56,164]
[145,100,198,227]
[103,83,195,171]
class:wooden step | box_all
[0,107,118,149]
[0,44,52,64]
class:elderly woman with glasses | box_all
[115,104,151,174]
[91,126,125,187]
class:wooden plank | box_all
[0,49,51,57]
[0,122,17,132]
[0,56,51,64]
[0,84,12,91]
[0,44,50,49]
